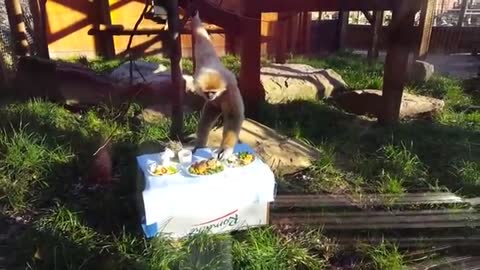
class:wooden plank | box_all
[337,236,480,248]
[5,0,29,56]
[416,0,436,60]
[270,209,480,229]
[239,0,263,118]
[368,11,383,61]
[256,0,422,13]
[379,3,417,124]
[411,256,480,270]
[165,0,184,138]
[272,193,465,209]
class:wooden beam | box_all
[191,0,241,34]
[379,2,416,124]
[368,11,383,61]
[165,0,184,138]
[416,0,436,60]
[257,0,422,13]
[335,11,349,51]
[457,0,468,27]
[88,25,225,36]
[239,0,263,118]
[5,0,29,56]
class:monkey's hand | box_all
[216,147,234,161]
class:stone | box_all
[205,119,321,175]
[139,103,200,123]
[260,64,348,103]
[14,56,129,105]
[331,89,445,120]
[109,60,168,84]
[408,60,434,83]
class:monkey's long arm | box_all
[191,13,221,70]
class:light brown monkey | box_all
[191,12,244,160]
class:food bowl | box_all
[224,151,256,168]
[148,162,179,176]
[187,158,225,177]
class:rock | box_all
[14,56,129,105]
[331,89,445,119]
[139,104,195,123]
[109,60,168,84]
[260,64,348,103]
[206,119,321,175]
[126,73,203,110]
[408,60,434,83]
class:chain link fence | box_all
[1,0,37,87]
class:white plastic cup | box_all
[178,149,192,166]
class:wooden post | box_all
[335,11,349,51]
[166,0,185,138]
[368,11,383,61]
[416,0,436,60]
[457,0,468,27]
[380,3,416,124]
[275,13,287,63]
[96,0,115,58]
[29,0,49,58]
[225,31,235,55]
[239,0,263,118]
[304,12,312,54]
[5,0,30,56]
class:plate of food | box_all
[187,158,225,176]
[148,162,179,176]
[224,151,256,168]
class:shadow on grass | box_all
[259,100,480,196]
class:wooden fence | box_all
[310,22,480,55]
[41,0,479,59]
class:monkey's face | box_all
[194,69,228,101]
[201,87,226,101]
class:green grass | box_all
[3,52,480,269]
[360,241,405,270]
[0,99,326,269]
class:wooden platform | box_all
[270,192,480,231]
[189,0,434,122]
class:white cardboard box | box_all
[137,144,276,239]
[141,201,270,238]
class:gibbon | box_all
[191,12,245,160]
